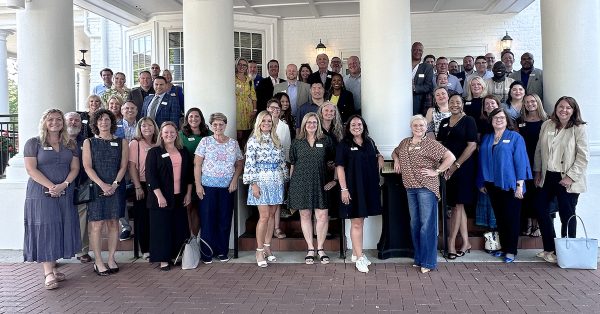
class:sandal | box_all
[263,243,276,262]
[44,273,59,290]
[53,271,66,282]
[305,249,315,265]
[529,226,541,237]
[256,248,267,268]
[273,228,286,239]
[317,249,330,264]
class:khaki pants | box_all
[76,203,89,256]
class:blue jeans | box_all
[406,188,438,269]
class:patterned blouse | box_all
[243,134,288,185]
[393,137,448,199]
[194,136,243,188]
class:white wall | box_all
[278,0,542,72]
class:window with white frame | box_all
[234,31,263,76]
[168,31,184,89]
[131,33,152,84]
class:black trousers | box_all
[133,182,150,254]
[535,171,579,252]
[149,194,189,263]
[485,183,522,255]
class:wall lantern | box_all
[501,31,513,51]
[315,39,326,54]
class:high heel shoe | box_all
[108,262,119,274]
[93,264,110,276]
[456,248,471,257]
[447,252,458,260]
[256,248,267,268]
[263,243,276,262]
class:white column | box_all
[183,0,235,138]
[360,0,412,155]
[359,0,412,249]
[541,0,600,243]
[76,67,91,112]
[0,0,75,250]
[16,0,75,147]
[0,30,11,116]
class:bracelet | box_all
[340,188,348,192]
[112,180,119,185]
[454,162,461,168]
[435,168,443,174]
[64,181,70,187]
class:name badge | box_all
[351,147,358,151]
[529,73,536,77]
[188,137,195,141]
[414,146,421,150]
[236,84,241,88]
[502,139,510,143]
[117,124,123,128]
[171,93,176,97]
[161,101,168,105]
[442,123,448,127]
[110,142,118,147]
[418,74,425,78]
[82,120,88,124]
[547,131,555,135]
[43,146,53,151]
[519,123,526,128]
[316,143,323,148]
[465,102,471,106]
[161,153,169,158]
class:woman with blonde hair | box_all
[289,112,335,265]
[243,111,288,267]
[80,94,103,139]
[24,109,81,289]
[235,57,257,149]
[464,76,488,119]
[128,117,160,259]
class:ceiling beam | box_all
[239,0,258,15]
[73,0,147,27]
[307,0,320,18]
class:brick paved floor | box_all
[1,259,599,313]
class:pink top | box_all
[169,150,182,194]
[128,139,154,182]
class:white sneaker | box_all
[351,254,371,266]
[543,252,557,263]
[355,257,369,273]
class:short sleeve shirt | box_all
[195,136,244,188]
[394,137,447,199]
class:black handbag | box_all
[74,179,96,205]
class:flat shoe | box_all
[305,249,315,265]
[44,273,59,290]
[53,272,66,282]
[420,267,431,274]
[317,249,330,264]
[160,264,171,271]
[503,256,515,263]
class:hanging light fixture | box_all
[501,31,513,51]
[315,39,326,54]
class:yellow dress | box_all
[235,75,257,131]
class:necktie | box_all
[147,95,160,119]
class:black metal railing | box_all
[0,114,18,178]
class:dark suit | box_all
[509,68,543,102]
[455,71,467,88]
[326,89,355,123]
[127,87,154,119]
[141,92,182,128]
[413,63,434,115]
[308,70,334,90]
[255,77,285,113]
[145,146,192,262]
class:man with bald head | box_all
[344,56,362,114]
[509,52,543,100]
[411,42,434,115]
[308,53,334,90]
[274,63,310,116]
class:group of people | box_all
[23,48,588,290]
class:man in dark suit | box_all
[411,42,434,115]
[307,53,334,91]
[142,76,181,128]
[509,52,543,101]
[248,60,262,89]
[455,55,475,88]
[255,59,285,113]
[127,70,154,119]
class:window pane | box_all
[241,48,251,60]
[169,32,181,48]
[240,32,251,48]
[173,65,183,81]
[251,50,262,65]
[233,32,239,47]
[252,33,262,49]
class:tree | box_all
[8,78,17,122]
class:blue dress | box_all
[23,137,81,262]
[243,134,287,205]
[86,137,124,221]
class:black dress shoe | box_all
[94,264,110,276]
[108,262,119,274]
[160,264,171,271]
[447,253,458,260]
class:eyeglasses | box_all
[268,106,281,111]
[492,116,506,121]
[238,63,248,68]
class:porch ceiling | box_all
[73,0,535,26]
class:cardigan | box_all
[477,129,532,192]
[145,146,193,209]
[533,120,588,193]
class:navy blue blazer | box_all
[141,92,182,128]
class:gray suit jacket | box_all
[509,68,543,101]
[273,81,310,115]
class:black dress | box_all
[335,138,382,219]
[437,115,477,206]
[464,98,483,121]
[518,119,543,220]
